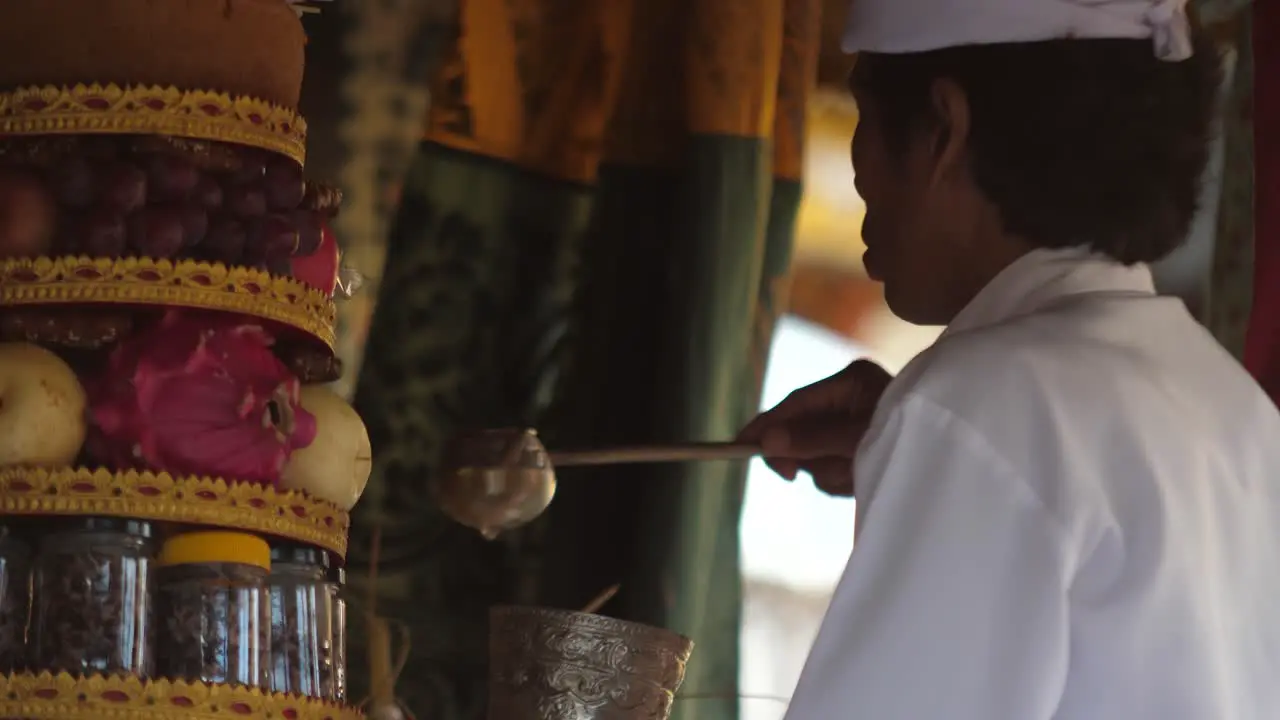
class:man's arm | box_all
[785,393,1072,719]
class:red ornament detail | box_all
[290,220,340,296]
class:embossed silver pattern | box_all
[488,606,694,720]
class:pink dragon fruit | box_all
[88,309,317,485]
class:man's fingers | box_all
[758,455,856,495]
[755,416,867,484]
[742,384,847,438]
[738,359,890,444]
[764,457,800,481]
[740,359,887,487]
[736,414,770,445]
[808,457,856,497]
[738,393,817,443]
[759,416,869,460]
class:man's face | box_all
[848,61,976,326]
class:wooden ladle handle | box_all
[548,442,759,467]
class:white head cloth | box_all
[842,0,1194,62]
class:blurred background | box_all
[294,0,1256,717]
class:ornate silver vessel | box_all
[488,606,694,720]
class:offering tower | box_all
[0,1,370,718]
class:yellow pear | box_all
[0,342,86,466]
[281,384,371,510]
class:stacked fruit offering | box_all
[0,136,342,294]
[0,0,370,716]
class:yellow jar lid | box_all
[158,531,271,571]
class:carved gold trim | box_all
[0,467,349,559]
[0,672,363,719]
[0,256,337,350]
[0,84,307,165]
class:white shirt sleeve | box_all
[784,393,1072,720]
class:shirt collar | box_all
[942,246,1157,338]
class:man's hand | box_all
[738,359,893,496]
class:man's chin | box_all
[883,285,947,327]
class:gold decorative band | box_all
[0,466,350,559]
[0,671,365,720]
[0,84,307,165]
[0,256,337,350]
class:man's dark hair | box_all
[852,31,1223,265]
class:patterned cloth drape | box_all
[298,0,456,399]
[346,1,823,718]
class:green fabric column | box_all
[663,137,770,720]
[747,0,825,418]
[748,177,802,417]
[537,3,819,720]
[538,144,768,718]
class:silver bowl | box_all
[488,606,694,720]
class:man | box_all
[739,1,1280,717]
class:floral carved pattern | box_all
[488,607,693,720]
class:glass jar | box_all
[328,567,347,702]
[30,518,154,677]
[266,544,332,698]
[155,531,270,687]
[0,524,31,672]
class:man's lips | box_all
[862,245,882,280]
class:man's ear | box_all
[927,77,971,185]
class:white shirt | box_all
[784,248,1280,719]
